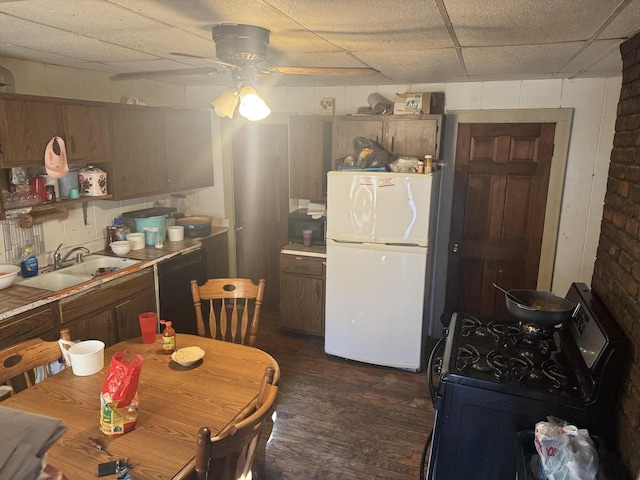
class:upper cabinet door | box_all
[111,107,168,199]
[164,109,214,191]
[332,117,383,163]
[289,116,331,200]
[383,115,442,159]
[61,104,113,162]
[0,98,61,167]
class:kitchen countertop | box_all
[281,242,326,258]
[0,226,228,321]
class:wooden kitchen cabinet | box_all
[332,114,443,165]
[288,116,332,200]
[110,106,168,199]
[279,253,325,336]
[165,108,214,191]
[0,97,62,167]
[202,232,229,279]
[61,103,113,162]
[58,270,156,347]
[0,303,59,349]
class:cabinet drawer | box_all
[60,270,154,323]
[0,304,57,348]
[280,254,324,276]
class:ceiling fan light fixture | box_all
[238,86,271,121]
[211,88,239,119]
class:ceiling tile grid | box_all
[0,0,636,87]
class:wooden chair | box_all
[191,278,266,347]
[0,331,68,398]
[194,367,278,480]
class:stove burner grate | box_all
[486,350,534,381]
[455,344,480,371]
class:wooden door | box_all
[0,98,61,167]
[233,124,289,310]
[332,116,383,162]
[165,109,214,191]
[61,103,113,161]
[446,123,555,319]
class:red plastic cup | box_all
[138,312,157,344]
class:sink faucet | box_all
[53,243,90,270]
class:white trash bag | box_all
[534,416,599,480]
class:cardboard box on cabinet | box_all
[394,92,444,115]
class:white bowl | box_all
[0,265,20,290]
[66,340,105,376]
[171,346,205,366]
[167,225,185,242]
[110,240,132,256]
[126,233,145,250]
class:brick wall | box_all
[592,32,640,478]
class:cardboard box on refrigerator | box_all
[394,92,444,115]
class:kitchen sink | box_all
[60,255,140,277]
[15,255,141,291]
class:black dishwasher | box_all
[158,249,207,335]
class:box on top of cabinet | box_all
[394,92,444,115]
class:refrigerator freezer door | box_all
[327,171,437,246]
[324,239,427,370]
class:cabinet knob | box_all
[453,243,459,253]
[235,226,243,232]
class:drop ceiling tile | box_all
[0,14,156,62]
[267,0,452,51]
[573,50,623,77]
[444,0,623,46]
[463,43,583,76]
[560,39,622,74]
[598,0,640,39]
[356,48,464,79]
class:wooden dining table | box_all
[3,334,280,480]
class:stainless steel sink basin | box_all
[15,255,141,291]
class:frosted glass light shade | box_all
[238,86,271,121]
[211,89,239,119]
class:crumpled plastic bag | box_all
[352,137,391,167]
[99,351,143,437]
[534,416,598,480]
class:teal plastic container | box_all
[133,215,167,246]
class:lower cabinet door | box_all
[280,271,325,335]
[64,310,116,347]
[115,288,157,342]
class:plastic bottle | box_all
[113,218,127,241]
[159,320,176,354]
[20,243,38,278]
[424,155,434,173]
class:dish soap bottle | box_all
[20,243,38,278]
[160,320,175,354]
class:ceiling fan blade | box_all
[110,67,220,81]
[170,52,241,70]
[269,66,379,76]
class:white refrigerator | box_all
[324,171,440,370]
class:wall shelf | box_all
[9,195,113,227]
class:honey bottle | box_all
[159,320,176,354]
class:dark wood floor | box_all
[253,310,435,480]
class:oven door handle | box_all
[428,334,447,403]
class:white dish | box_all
[127,233,145,250]
[110,240,131,256]
[171,346,205,366]
[0,265,20,290]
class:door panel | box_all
[233,124,289,310]
[446,122,555,319]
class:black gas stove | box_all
[426,283,626,480]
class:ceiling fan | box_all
[110,23,380,83]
